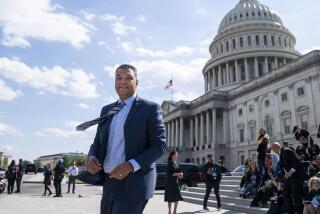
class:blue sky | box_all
[0,0,319,162]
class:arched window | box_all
[278,37,282,47]
[220,44,224,53]
[240,37,243,47]
[266,115,273,136]
[226,41,229,51]
[271,36,275,46]
[247,36,252,46]
[264,35,268,46]
[256,35,260,46]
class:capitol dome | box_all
[203,0,301,93]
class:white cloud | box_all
[33,131,47,137]
[121,42,195,58]
[35,120,96,138]
[199,38,211,55]
[2,144,13,152]
[137,15,146,22]
[0,0,91,48]
[97,41,107,46]
[100,14,137,36]
[77,103,93,109]
[173,91,201,101]
[300,46,320,55]
[0,78,22,101]
[0,122,22,136]
[0,57,98,99]
[80,10,96,21]
[195,8,207,14]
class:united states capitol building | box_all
[161,0,320,169]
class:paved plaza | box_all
[0,174,240,214]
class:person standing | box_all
[272,142,305,214]
[293,125,314,161]
[6,160,17,194]
[66,161,78,194]
[15,159,24,193]
[203,154,221,211]
[53,159,65,197]
[257,131,269,177]
[81,64,166,214]
[43,163,53,196]
[164,151,183,214]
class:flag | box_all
[164,80,173,90]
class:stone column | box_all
[206,110,210,148]
[218,65,222,87]
[243,102,248,143]
[245,58,249,81]
[179,117,184,149]
[305,78,317,129]
[288,84,297,126]
[264,57,268,73]
[200,112,204,148]
[273,90,282,138]
[254,97,261,129]
[254,57,259,78]
[208,71,212,91]
[171,120,175,149]
[212,108,216,147]
[226,62,230,85]
[190,117,194,149]
[274,57,278,69]
[175,119,179,149]
[211,69,215,89]
[311,75,320,127]
[195,114,199,149]
[223,109,229,144]
[235,60,240,83]
[205,72,208,92]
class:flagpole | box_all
[171,73,173,102]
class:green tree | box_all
[62,156,70,168]
[73,156,86,166]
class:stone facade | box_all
[161,0,320,169]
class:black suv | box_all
[25,164,37,174]
[155,163,204,189]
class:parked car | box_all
[230,165,245,175]
[25,164,37,174]
[155,163,204,190]
[0,167,5,178]
[37,167,44,173]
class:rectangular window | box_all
[239,128,244,142]
[301,114,308,130]
[240,37,243,47]
[233,39,236,49]
[241,64,246,81]
[220,44,224,54]
[281,93,288,102]
[283,117,291,135]
[238,109,243,116]
[297,87,305,96]
[249,105,254,112]
[249,125,256,141]
[238,151,245,165]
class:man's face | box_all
[115,68,137,101]
[207,156,213,163]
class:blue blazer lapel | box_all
[124,96,142,130]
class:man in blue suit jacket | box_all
[87,64,166,214]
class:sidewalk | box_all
[0,174,239,214]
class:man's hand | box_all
[284,171,293,180]
[87,157,102,174]
[109,162,134,180]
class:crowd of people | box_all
[238,125,320,214]
[2,159,78,197]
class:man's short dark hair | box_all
[207,154,213,158]
[292,125,299,133]
[115,64,137,79]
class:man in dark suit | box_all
[203,154,221,211]
[15,159,24,193]
[272,142,305,214]
[86,64,166,214]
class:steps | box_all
[181,175,268,214]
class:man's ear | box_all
[136,80,138,86]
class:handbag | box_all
[75,170,104,186]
